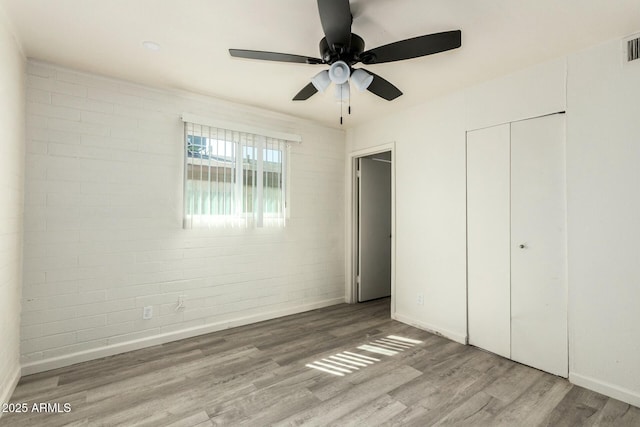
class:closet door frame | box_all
[466,112,568,377]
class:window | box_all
[183,122,290,228]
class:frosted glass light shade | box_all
[351,69,374,91]
[311,70,331,92]
[329,61,350,85]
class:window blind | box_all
[183,122,289,229]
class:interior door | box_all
[358,157,392,302]
[510,114,568,377]
[467,124,512,358]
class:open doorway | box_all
[356,151,392,302]
[349,146,394,310]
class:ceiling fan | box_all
[229,0,461,103]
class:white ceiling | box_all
[2,0,640,129]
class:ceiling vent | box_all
[624,34,640,63]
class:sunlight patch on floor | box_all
[306,335,422,376]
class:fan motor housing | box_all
[320,33,365,65]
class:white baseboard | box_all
[392,312,467,345]
[0,364,21,417]
[21,297,344,376]
[570,372,640,408]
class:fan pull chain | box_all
[340,85,343,125]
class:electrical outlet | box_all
[417,293,424,305]
[143,305,153,319]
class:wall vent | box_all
[627,36,640,62]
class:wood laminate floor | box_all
[2,299,639,426]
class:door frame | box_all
[346,142,396,317]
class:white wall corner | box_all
[0,3,26,59]
[0,365,21,413]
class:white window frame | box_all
[182,115,298,229]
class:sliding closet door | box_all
[510,114,568,377]
[467,124,511,359]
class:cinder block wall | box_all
[21,61,346,374]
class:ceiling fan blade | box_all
[229,49,323,64]
[362,70,403,101]
[361,30,461,64]
[317,0,352,49]
[292,82,319,101]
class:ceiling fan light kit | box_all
[311,70,332,92]
[229,0,462,120]
[328,60,350,84]
[351,68,374,91]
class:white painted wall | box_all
[566,38,640,406]
[464,59,567,131]
[348,93,468,343]
[349,39,640,406]
[346,59,565,346]
[21,61,346,374]
[0,7,25,408]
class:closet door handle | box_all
[519,244,526,249]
